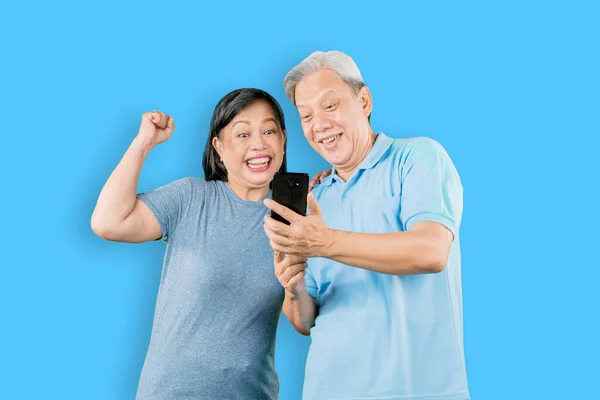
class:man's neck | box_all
[335,131,377,182]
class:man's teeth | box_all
[322,134,339,144]
[247,157,270,167]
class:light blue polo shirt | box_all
[303,133,469,400]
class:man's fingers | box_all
[264,216,290,236]
[263,199,301,224]
[270,240,293,254]
[264,225,295,249]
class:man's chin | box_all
[323,154,351,170]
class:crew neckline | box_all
[218,180,272,208]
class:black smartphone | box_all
[270,172,309,225]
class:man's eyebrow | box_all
[296,90,336,109]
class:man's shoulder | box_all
[388,135,448,156]
[382,136,453,171]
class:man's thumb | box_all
[307,192,321,216]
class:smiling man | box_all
[263,51,470,400]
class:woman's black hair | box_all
[202,88,287,181]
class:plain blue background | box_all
[1,0,598,399]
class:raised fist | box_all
[137,110,175,147]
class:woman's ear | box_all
[282,129,287,153]
[212,136,224,161]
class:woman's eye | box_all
[237,133,249,138]
[264,129,275,135]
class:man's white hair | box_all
[283,50,366,105]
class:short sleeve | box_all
[305,263,318,299]
[136,178,193,241]
[399,138,463,239]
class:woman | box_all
[91,88,309,399]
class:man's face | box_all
[294,68,372,172]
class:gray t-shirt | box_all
[135,178,284,400]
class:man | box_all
[263,51,470,400]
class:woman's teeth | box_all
[246,157,270,167]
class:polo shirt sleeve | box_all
[399,137,463,239]
[305,263,318,299]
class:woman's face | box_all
[213,100,286,192]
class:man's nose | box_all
[312,112,333,134]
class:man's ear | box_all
[359,86,373,119]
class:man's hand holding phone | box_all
[263,192,334,258]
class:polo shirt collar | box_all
[320,132,394,186]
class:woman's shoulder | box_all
[157,177,216,203]
[168,177,214,190]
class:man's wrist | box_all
[320,228,342,258]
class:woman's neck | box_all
[226,179,270,202]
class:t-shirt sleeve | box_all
[136,178,194,241]
[399,137,463,239]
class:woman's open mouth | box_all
[245,156,272,172]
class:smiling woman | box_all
[90,88,308,399]
[205,89,288,200]
[203,88,288,192]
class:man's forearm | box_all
[323,227,450,275]
[282,291,317,336]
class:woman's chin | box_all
[242,172,274,189]
[244,161,281,186]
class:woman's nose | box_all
[250,133,267,149]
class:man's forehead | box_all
[296,89,338,108]
[295,69,348,103]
